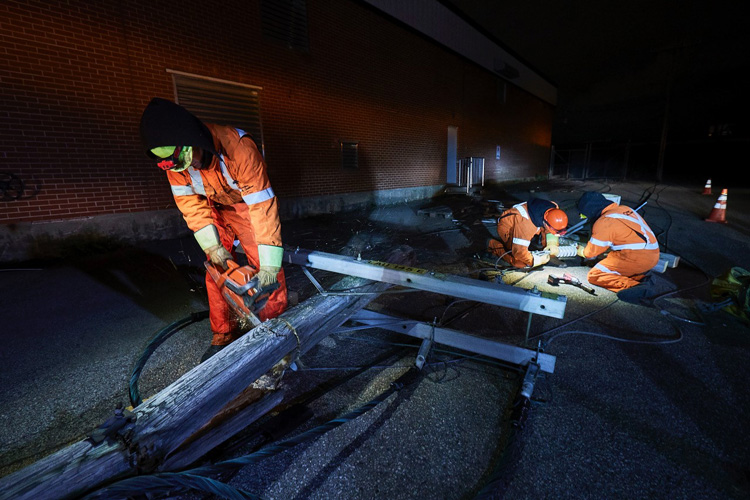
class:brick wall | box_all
[0,0,554,225]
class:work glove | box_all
[544,233,560,256]
[256,266,281,287]
[531,251,550,268]
[576,243,587,258]
[194,224,232,269]
[257,244,284,288]
[205,244,232,269]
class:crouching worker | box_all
[576,192,660,294]
[139,98,287,361]
[487,199,568,268]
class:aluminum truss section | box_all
[284,248,567,319]
[344,310,556,373]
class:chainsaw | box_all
[205,260,279,327]
[547,272,597,295]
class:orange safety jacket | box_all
[494,202,549,268]
[165,124,281,247]
[583,204,660,275]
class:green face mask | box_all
[152,146,193,172]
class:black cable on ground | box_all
[84,368,421,500]
[473,368,533,500]
[129,310,209,407]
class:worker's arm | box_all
[582,222,612,259]
[507,222,537,268]
[166,170,231,266]
[232,135,283,286]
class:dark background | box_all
[444,0,750,185]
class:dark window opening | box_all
[341,142,359,169]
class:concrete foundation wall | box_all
[0,185,445,263]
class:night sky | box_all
[444,0,750,183]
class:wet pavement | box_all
[1,179,749,499]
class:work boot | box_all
[616,284,650,304]
[200,344,227,363]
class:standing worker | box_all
[487,199,568,268]
[139,98,287,361]
[576,192,660,295]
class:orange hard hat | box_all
[543,208,568,233]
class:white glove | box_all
[531,251,550,267]
[205,244,232,268]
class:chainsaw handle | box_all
[243,280,281,311]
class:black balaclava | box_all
[527,198,556,228]
[139,98,218,161]
[577,192,614,221]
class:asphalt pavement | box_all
[1,179,749,499]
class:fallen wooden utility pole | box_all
[0,247,416,500]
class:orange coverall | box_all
[583,204,660,292]
[487,202,549,268]
[166,124,287,344]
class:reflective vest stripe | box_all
[242,187,275,206]
[171,184,196,196]
[594,262,620,275]
[611,242,660,251]
[187,168,206,196]
[513,203,529,219]
[605,212,658,251]
[512,237,531,247]
[590,237,611,247]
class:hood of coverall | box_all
[139,98,219,159]
[527,198,557,228]
[577,192,615,222]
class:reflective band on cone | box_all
[705,188,728,223]
[702,179,712,195]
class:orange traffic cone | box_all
[705,188,728,223]
[702,179,712,195]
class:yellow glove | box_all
[544,233,560,256]
[256,266,280,287]
[576,243,587,258]
[205,244,232,268]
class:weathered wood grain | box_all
[0,247,415,500]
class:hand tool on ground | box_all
[205,260,280,327]
[547,272,597,295]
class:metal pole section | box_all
[525,312,533,344]
[346,310,556,373]
[415,337,432,370]
[284,248,567,319]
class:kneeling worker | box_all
[576,192,660,293]
[487,199,568,268]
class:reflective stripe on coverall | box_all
[487,202,548,268]
[166,125,287,344]
[583,204,660,292]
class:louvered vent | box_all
[172,72,265,156]
[261,0,309,51]
[341,142,359,170]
